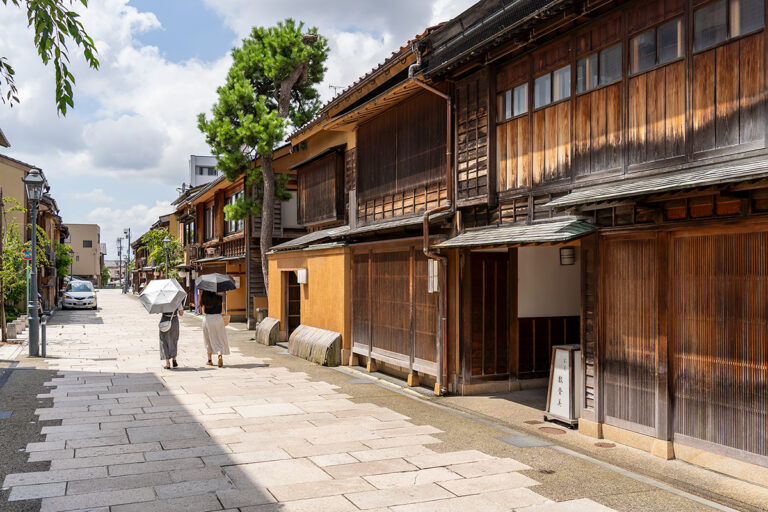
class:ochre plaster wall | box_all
[268,246,350,353]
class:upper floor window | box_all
[497,83,528,122]
[225,190,245,234]
[576,43,622,93]
[631,18,684,74]
[694,0,764,52]
[196,166,218,176]
[83,240,92,248]
[534,65,570,109]
[204,204,215,241]
[184,221,196,246]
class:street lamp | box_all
[162,235,172,278]
[69,249,75,278]
[22,169,45,357]
[123,228,131,293]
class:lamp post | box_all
[22,169,45,357]
[162,235,172,278]
[123,228,131,293]
[69,249,74,278]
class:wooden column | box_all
[508,247,519,378]
[653,231,674,458]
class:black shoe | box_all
[172,360,178,368]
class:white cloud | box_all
[73,188,116,203]
[89,200,174,259]
[430,0,477,25]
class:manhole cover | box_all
[595,442,616,448]
[539,469,555,474]
[539,427,566,435]
[524,420,543,425]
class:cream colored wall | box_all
[68,224,101,278]
[518,245,581,318]
[0,158,28,235]
[268,246,350,351]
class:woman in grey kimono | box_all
[159,307,183,369]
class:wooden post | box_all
[653,231,674,459]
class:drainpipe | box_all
[410,41,453,396]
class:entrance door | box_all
[600,235,658,435]
[286,271,301,335]
[468,252,509,378]
[670,230,768,458]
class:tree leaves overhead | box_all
[0,0,99,115]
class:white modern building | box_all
[188,155,221,188]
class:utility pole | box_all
[0,188,5,343]
[116,237,122,288]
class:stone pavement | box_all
[0,291,718,511]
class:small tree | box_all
[55,242,73,278]
[100,264,110,286]
[199,19,329,293]
[139,229,182,279]
[1,0,99,115]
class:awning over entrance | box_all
[195,256,223,263]
[436,218,596,248]
[546,157,768,208]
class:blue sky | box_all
[0,0,475,259]
[128,0,237,62]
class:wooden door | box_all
[670,230,768,458]
[469,252,509,378]
[600,235,658,435]
[286,271,300,335]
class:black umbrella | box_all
[195,273,236,292]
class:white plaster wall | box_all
[518,246,580,318]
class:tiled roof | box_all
[270,225,350,252]
[436,218,595,248]
[547,157,768,208]
[346,210,452,236]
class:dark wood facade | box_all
[296,150,345,227]
[419,0,768,465]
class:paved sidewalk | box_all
[2,291,615,512]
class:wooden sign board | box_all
[545,344,582,426]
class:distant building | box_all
[67,224,104,286]
[188,155,220,188]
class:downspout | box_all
[410,41,453,396]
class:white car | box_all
[62,281,98,310]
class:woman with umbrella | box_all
[196,273,235,367]
[138,279,187,370]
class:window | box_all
[225,190,245,234]
[208,167,217,176]
[731,0,765,37]
[204,204,215,241]
[75,255,79,262]
[694,0,763,52]
[534,65,570,109]
[184,221,196,246]
[497,83,528,122]
[534,73,551,109]
[83,240,92,248]
[632,19,684,74]
[577,43,622,93]
[196,167,205,175]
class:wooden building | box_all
[265,0,768,480]
[176,148,305,323]
[414,0,768,479]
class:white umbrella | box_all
[138,279,187,314]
